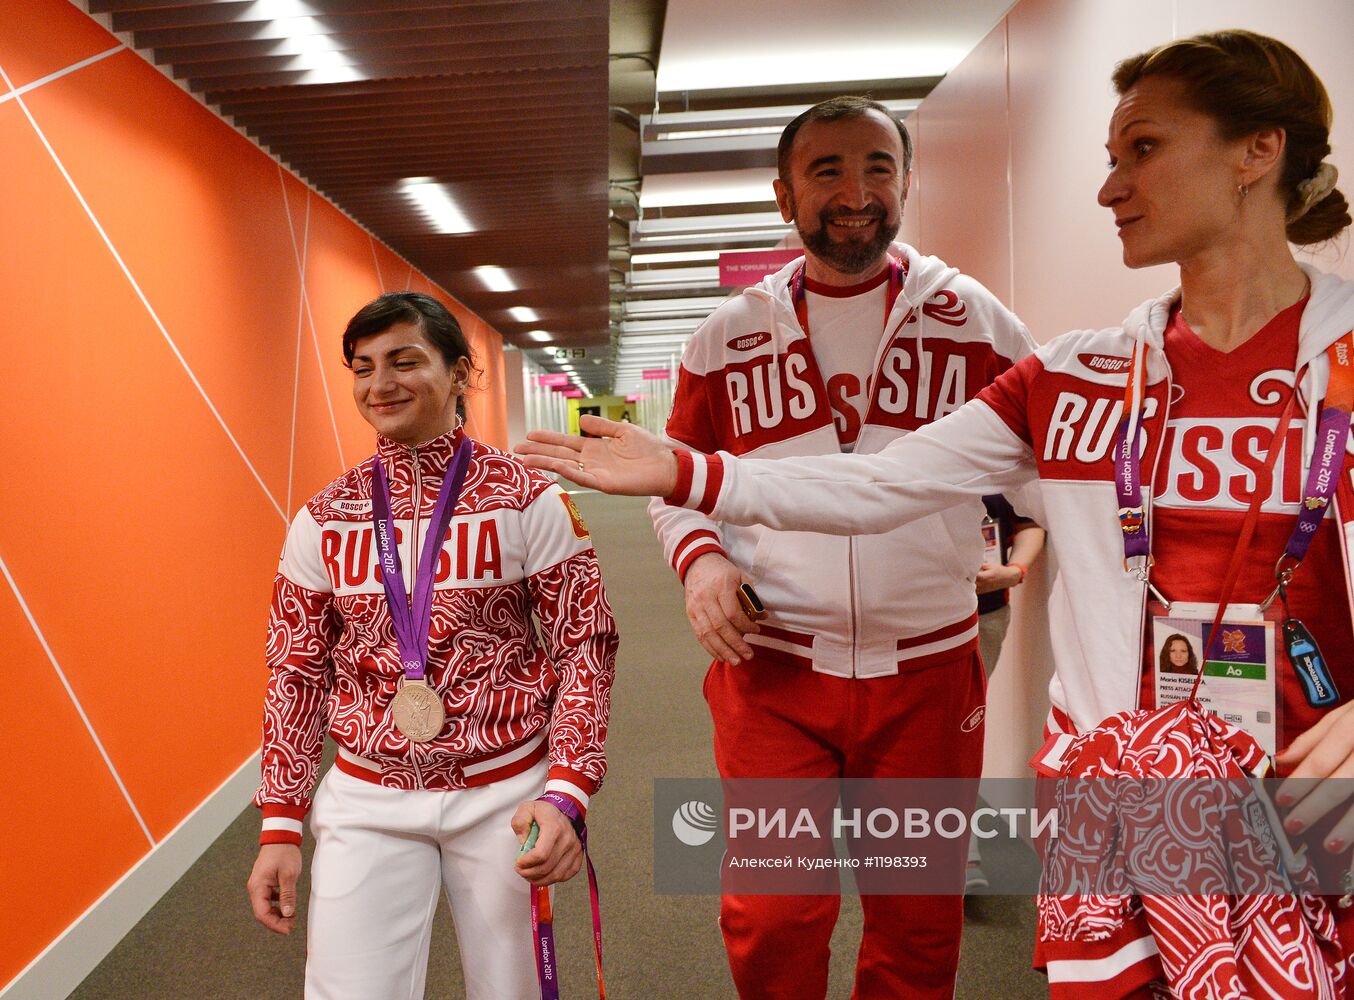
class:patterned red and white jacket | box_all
[253,427,618,846]
[650,245,1034,677]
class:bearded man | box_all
[648,96,1035,999]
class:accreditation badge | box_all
[980,515,1003,566]
[1151,602,1278,755]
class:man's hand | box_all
[684,553,758,662]
[975,563,1023,595]
[247,843,302,935]
[515,416,679,497]
[512,799,583,887]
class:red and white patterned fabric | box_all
[253,427,617,846]
[649,244,1034,677]
[1035,700,1346,999]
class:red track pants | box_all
[705,648,986,1000]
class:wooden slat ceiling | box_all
[92,0,611,373]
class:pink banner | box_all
[561,388,584,398]
[718,248,800,287]
[536,373,569,387]
[642,369,672,381]
[625,394,641,402]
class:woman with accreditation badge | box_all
[246,291,616,1000]
[520,30,1354,997]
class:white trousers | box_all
[304,761,545,1000]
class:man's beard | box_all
[796,204,900,275]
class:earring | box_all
[1237,182,1250,200]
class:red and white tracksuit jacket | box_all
[253,428,618,846]
[649,245,1034,676]
[663,265,1354,991]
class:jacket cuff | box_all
[666,450,724,514]
[259,802,308,846]
[672,529,728,582]
[545,766,596,820]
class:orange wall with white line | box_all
[0,1,507,991]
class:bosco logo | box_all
[1077,353,1131,375]
[921,290,967,327]
[727,331,772,352]
[961,706,985,733]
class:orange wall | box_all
[905,0,1354,789]
[0,2,506,988]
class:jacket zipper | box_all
[407,445,425,789]
[778,277,899,679]
[847,537,860,676]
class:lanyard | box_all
[531,793,606,1000]
[1116,332,1354,575]
[1279,334,1354,577]
[370,438,472,681]
[1188,390,1299,703]
[790,254,907,341]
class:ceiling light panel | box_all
[620,318,704,336]
[633,212,789,238]
[399,177,473,234]
[656,0,1007,93]
[508,307,540,323]
[643,102,917,142]
[475,266,516,293]
[630,250,722,266]
[639,169,779,209]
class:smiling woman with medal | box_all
[519,30,1354,996]
[246,292,617,1000]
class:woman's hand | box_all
[1275,700,1354,852]
[512,800,583,886]
[247,843,303,934]
[516,416,680,497]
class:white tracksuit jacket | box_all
[664,265,1354,744]
[650,246,1034,677]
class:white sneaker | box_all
[964,860,989,893]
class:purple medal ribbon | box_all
[531,792,605,1000]
[1284,401,1352,565]
[370,438,473,681]
[1112,342,1153,561]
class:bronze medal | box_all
[391,677,445,743]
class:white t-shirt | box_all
[802,268,891,451]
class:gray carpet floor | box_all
[70,493,1049,999]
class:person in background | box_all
[646,95,1034,999]
[247,292,617,1000]
[967,496,1045,892]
